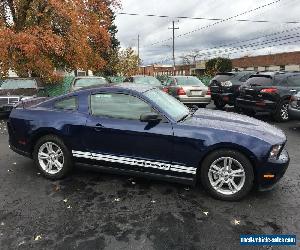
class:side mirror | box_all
[140,112,162,123]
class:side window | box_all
[287,75,300,87]
[90,93,152,120]
[54,97,77,110]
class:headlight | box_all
[221,81,232,87]
[269,145,282,160]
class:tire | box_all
[200,149,254,201]
[33,135,73,180]
[241,108,255,117]
[272,100,290,122]
[214,98,226,110]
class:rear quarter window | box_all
[54,97,77,111]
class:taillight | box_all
[207,87,211,96]
[177,87,186,95]
[162,87,169,93]
[260,88,278,94]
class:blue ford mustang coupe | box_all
[7,84,289,201]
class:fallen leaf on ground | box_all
[7,169,13,172]
[53,185,60,192]
[151,200,156,203]
[203,212,209,216]
[114,198,120,202]
[232,219,240,225]
[67,205,71,209]
[63,199,68,203]
[184,187,190,191]
[0,222,4,226]
[34,235,42,241]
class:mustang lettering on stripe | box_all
[72,150,196,175]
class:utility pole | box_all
[168,21,179,75]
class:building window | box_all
[265,66,269,71]
[280,65,285,71]
[254,67,258,72]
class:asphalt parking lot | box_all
[0,107,299,250]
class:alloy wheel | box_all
[208,157,246,195]
[280,103,289,120]
[38,142,64,175]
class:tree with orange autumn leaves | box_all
[0,0,120,82]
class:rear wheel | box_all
[214,98,226,110]
[200,149,254,201]
[33,135,73,179]
[273,100,289,122]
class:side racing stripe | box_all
[72,150,197,175]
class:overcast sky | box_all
[115,0,300,65]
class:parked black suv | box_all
[236,72,300,122]
[209,71,254,109]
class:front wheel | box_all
[200,149,254,201]
[33,135,73,179]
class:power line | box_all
[150,35,300,65]
[117,12,300,25]
[149,0,282,46]
[198,33,300,58]
[190,25,300,54]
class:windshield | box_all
[144,89,189,121]
[133,76,161,86]
[175,76,205,86]
[0,79,37,89]
[74,78,107,88]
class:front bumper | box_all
[236,98,277,113]
[288,106,300,120]
[256,149,290,191]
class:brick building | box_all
[139,64,195,76]
[231,51,300,72]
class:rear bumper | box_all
[177,96,211,104]
[211,92,236,105]
[288,106,300,120]
[236,98,277,113]
[256,149,290,191]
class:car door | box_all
[81,90,174,174]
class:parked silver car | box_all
[70,76,108,91]
[163,76,211,107]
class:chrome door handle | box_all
[290,89,297,92]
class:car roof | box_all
[74,76,106,79]
[169,75,196,78]
[131,75,156,78]
[72,83,156,95]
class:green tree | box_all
[205,57,232,76]
[100,8,120,76]
[116,47,139,76]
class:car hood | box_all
[0,88,37,97]
[182,108,286,145]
